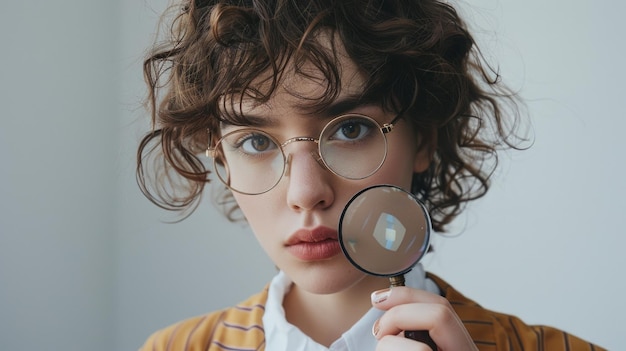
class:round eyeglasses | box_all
[206,113,402,195]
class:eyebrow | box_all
[226,95,376,128]
[317,95,374,117]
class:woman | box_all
[137,0,606,350]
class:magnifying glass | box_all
[338,184,437,350]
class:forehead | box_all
[222,32,367,118]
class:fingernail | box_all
[371,288,391,304]
[372,319,380,338]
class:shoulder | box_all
[138,287,268,351]
[427,273,607,351]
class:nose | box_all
[283,145,334,212]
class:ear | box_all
[413,129,437,173]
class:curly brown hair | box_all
[137,0,526,232]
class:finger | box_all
[374,303,476,351]
[371,286,449,310]
[374,303,448,337]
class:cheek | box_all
[380,124,423,185]
[231,193,280,241]
[373,147,419,188]
[372,158,415,189]
[232,194,265,223]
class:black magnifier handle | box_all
[405,331,438,350]
[389,275,438,351]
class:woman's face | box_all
[224,40,430,295]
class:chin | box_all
[285,263,368,295]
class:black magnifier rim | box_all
[338,184,432,278]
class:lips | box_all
[285,227,342,261]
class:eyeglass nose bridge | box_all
[280,136,328,177]
[281,136,319,148]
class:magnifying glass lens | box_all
[339,185,431,277]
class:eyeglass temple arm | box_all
[381,113,403,134]
[206,128,216,158]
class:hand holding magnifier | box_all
[338,184,437,351]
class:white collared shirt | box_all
[263,264,440,351]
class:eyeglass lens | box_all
[212,114,389,195]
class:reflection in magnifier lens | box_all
[373,213,405,251]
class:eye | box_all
[329,117,376,141]
[236,132,277,155]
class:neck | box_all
[283,275,390,347]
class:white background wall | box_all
[0,0,622,350]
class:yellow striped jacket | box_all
[140,273,606,351]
